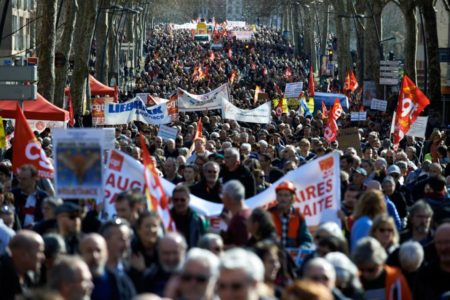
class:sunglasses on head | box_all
[181,273,208,283]
[218,281,246,291]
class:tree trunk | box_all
[399,0,417,82]
[420,1,441,106]
[363,0,384,97]
[319,1,330,57]
[292,4,301,55]
[54,0,78,108]
[95,0,109,84]
[71,0,98,116]
[303,5,313,63]
[37,0,57,102]
[333,0,352,84]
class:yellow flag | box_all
[0,117,5,149]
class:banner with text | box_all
[104,97,172,125]
[92,97,115,126]
[103,150,340,227]
[223,100,271,124]
[284,82,303,98]
[177,84,229,112]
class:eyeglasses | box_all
[173,198,187,203]
[180,273,209,283]
[217,281,246,291]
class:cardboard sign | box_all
[337,127,361,154]
[350,112,367,121]
[363,81,376,107]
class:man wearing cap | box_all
[270,181,313,249]
[352,167,368,190]
[56,202,83,254]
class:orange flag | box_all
[343,70,359,93]
[12,103,54,178]
[254,85,261,104]
[209,51,215,61]
[393,75,430,148]
[188,120,203,157]
[308,65,315,97]
[140,134,175,231]
[321,101,328,120]
[324,99,343,143]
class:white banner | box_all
[227,21,246,28]
[177,84,229,112]
[223,100,271,124]
[390,113,428,139]
[370,98,388,112]
[284,82,303,98]
[103,150,341,227]
[158,125,178,141]
[53,129,104,199]
[104,97,172,125]
[231,31,254,40]
[8,119,66,133]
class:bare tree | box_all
[71,0,99,116]
[54,0,78,108]
[95,0,110,84]
[37,0,57,102]
[398,0,417,82]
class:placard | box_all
[53,128,104,199]
[370,98,388,112]
[350,112,367,121]
[158,125,178,141]
[363,81,376,107]
[284,82,303,98]
[337,127,361,154]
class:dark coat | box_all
[0,254,35,300]
[221,164,256,198]
[12,187,48,228]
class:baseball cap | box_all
[354,167,367,176]
[387,165,401,175]
[275,181,296,193]
[55,202,81,216]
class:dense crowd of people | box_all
[1,23,450,300]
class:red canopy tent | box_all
[0,93,69,121]
[65,75,117,99]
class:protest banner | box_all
[370,98,388,112]
[231,31,254,40]
[390,112,428,139]
[8,119,66,133]
[337,127,361,154]
[53,128,104,199]
[227,21,246,28]
[92,97,115,126]
[103,128,116,151]
[103,150,341,228]
[222,100,271,124]
[284,82,303,99]
[177,84,229,112]
[158,125,178,141]
[196,22,208,34]
[104,97,172,125]
[136,93,168,106]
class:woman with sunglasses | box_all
[369,214,399,255]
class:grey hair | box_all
[221,141,232,150]
[409,200,433,217]
[48,255,88,290]
[183,248,220,278]
[352,237,387,266]
[225,147,240,161]
[222,180,245,202]
[316,222,345,242]
[304,257,336,283]
[198,233,223,250]
[178,147,189,157]
[219,248,264,282]
[399,241,424,271]
[240,143,251,152]
[202,161,220,173]
[326,252,362,290]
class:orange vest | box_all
[384,265,412,300]
[271,208,304,245]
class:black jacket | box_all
[221,164,256,198]
[190,180,223,203]
[0,254,35,300]
[91,268,136,300]
[12,187,48,228]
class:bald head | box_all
[9,230,45,275]
[435,223,450,271]
[80,233,108,277]
[365,180,382,191]
[158,232,187,273]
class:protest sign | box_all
[103,150,341,228]
[350,112,367,121]
[284,82,303,98]
[92,97,115,126]
[53,128,104,199]
[104,97,172,125]
[103,128,116,151]
[390,113,428,139]
[231,31,254,40]
[158,125,178,141]
[222,100,271,124]
[337,127,361,154]
[177,84,229,112]
[9,119,67,133]
[363,81,376,107]
[370,98,388,112]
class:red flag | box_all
[251,62,256,70]
[309,65,315,97]
[229,69,238,84]
[188,120,203,157]
[324,99,343,143]
[274,83,283,97]
[140,134,175,231]
[68,93,75,127]
[284,67,292,80]
[343,70,359,93]
[321,101,328,120]
[209,51,215,61]
[393,75,430,148]
[12,103,54,178]
[228,49,233,60]
[263,67,268,76]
